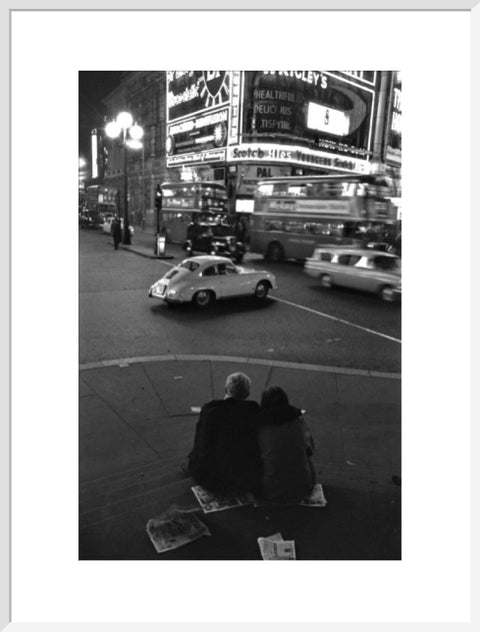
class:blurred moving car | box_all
[101,216,134,237]
[148,255,277,308]
[184,222,245,263]
[304,247,401,302]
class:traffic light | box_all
[155,185,162,211]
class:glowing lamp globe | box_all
[129,123,144,140]
[105,121,121,138]
[117,111,133,129]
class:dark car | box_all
[79,210,98,229]
[184,222,245,263]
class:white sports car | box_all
[148,255,277,307]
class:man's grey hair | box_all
[224,372,251,400]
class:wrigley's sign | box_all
[227,143,370,174]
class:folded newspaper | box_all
[191,485,254,513]
[146,509,211,554]
[253,483,328,507]
[257,532,296,560]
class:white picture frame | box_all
[3,0,476,628]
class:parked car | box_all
[148,255,277,308]
[304,247,401,302]
[184,222,245,263]
[79,210,98,229]
[101,216,134,237]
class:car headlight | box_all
[167,289,177,296]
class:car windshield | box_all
[211,225,232,237]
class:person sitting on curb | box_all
[257,385,316,504]
[185,372,262,494]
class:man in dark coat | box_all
[112,217,122,250]
[187,372,261,494]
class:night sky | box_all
[78,71,124,159]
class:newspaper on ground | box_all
[146,509,211,554]
[253,483,328,508]
[258,532,296,560]
[191,485,254,513]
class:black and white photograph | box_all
[79,70,402,561]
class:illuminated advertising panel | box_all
[229,71,242,145]
[166,71,231,166]
[167,71,231,122]
[166,108,229,160]
[242,71,376,162]
[90,130,98,179]
[237,164,292,195]
[385,71,402,165]
[227,142,370,173]
[338,71,376,85]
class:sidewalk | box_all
[120,227,177,260]
[79,354,401,560]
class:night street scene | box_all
[79,70,402,560]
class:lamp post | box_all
[105,112,144,245]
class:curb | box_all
[79,354,401,379]
[121,245,175,260]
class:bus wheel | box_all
[320,274,332,288]
[379,285,395,302]
[193,290,214,308]
[266,242,284,262]
[254,281,269,300]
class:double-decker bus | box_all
[160,181,228,243]
[84,185,118,223]
[250,174,397,261]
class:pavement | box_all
[79,228,401,560]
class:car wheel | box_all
[266,242,284,262]
[235,254,244,264]
[254,281,269,300]
[380,285,396,302]
[320,274,332,288]
[193,290,214,308]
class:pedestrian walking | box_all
[112,217,122,250]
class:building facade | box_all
[97,71,402,227]
[102,72,169,227]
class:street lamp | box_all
[105,112,144,245]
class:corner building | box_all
[101,71,401,227]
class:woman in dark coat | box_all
[257,385,316,503]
